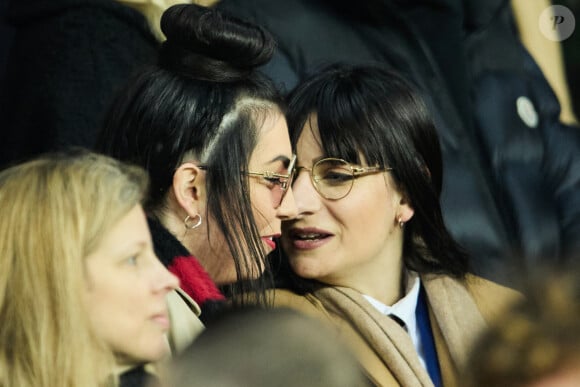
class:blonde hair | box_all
[0,150,148,387]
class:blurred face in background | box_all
[524,364,580,387]
[85,205,179,365]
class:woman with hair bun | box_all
[96,3,298,335]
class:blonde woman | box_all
[97,4,298,317]
[0,150,183,387]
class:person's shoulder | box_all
[269,288,331,319]
[464,274,521,299]
[464,274,523,323]
[270,288,311,307]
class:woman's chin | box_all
[290,260,326,280]
[115,340,171,367]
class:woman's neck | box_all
[321,247,405,306]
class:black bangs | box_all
[288,65,390,167]
[285,63,469,278]
[317,77,386,166]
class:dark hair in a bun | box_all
[98,4,285,308]
[159,4,276,82]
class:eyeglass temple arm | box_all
[246,171,289,178]
[352,166,393,176]
[246,155,297,179]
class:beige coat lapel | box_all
[424,274,522,386]
[272,276,520,387]
[422,274,488,373]
[429,308,458,387]
[166,288,204,353]
[315,287,434,387]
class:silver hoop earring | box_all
[184,214,202,229]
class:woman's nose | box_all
[290,169,321,216]
[276,187,298,220]
[154,258,180,293]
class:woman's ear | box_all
[397,194,415,224]
[172,162,206,216]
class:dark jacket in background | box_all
[119,366,159,387]
[217,0,580,288]
[0,0,158,169]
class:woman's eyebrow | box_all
[267,155,291,167]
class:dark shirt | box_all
[0,0,158,169]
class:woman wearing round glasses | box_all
[274,64,521,386]
[97,3,297,332]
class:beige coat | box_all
[272,274,521,387]
[124,288,204,380]
[155,288,205,376]
[166,288,205,353]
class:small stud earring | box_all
[398,217,405,228]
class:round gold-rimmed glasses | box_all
[296,157,393,200]
[245,154,297,207]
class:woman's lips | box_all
[262,236,276,250]
[262,233,281,250]
[287,228,333,250]
[151,312,170,331]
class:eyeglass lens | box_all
[312,159,356,200]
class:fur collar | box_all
[147,217,225,307]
